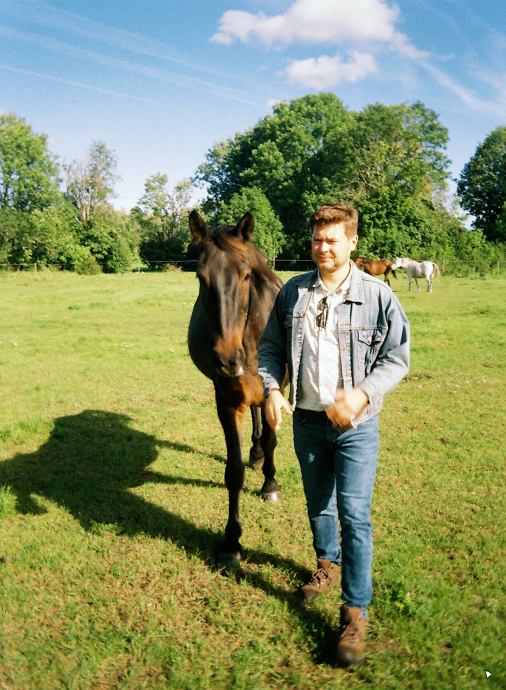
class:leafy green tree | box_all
[195,95,452,259]
[494,204,506,242]
[65,141,119,223]
[29,203,82,269]
[70,245,102,274]
[0,113,60,211]
[63,141,140,272]
[458,126,506,242]
[74,207,138,273]
[133,175,193,265]
[354,191,415,257]
[0,208,34,265]
[195,93,352,256]
[215,187,285,263]
[348,102,448,197]
[401,101,450,189]
[137,172,171,221]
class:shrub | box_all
[71,246,102,274]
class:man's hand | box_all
[325,387,368,430]
[265,389,292,431]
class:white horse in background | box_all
[391,257,440,293]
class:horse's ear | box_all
[189,210,208,244]
[232,212,254,242]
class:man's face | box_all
[311,222,358,274]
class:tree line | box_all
[0,114,193,274]
[0,95,505,274]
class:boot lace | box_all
[339,622,360,642]
[309,567,331,587]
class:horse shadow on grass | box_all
[0,409,339,665]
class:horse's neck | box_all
[250,275,277,307]
[253,262,281,292]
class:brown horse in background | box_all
[354,257,397,286]
[188,211,283,564]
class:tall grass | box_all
[0,271,504,689]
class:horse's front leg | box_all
[259,406,281,502]
[248,405,264,470]
[414,276,420,292]
[216,394,246,564]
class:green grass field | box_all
[1,270,505,689]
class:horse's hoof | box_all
[217,550,242,567]
[261,490,281,503]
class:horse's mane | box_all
[207,226,281,288]
[210,226,250,258]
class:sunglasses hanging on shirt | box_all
[316,296,328,329]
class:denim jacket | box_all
[258,264,410,423]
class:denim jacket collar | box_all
[297,262,365,304]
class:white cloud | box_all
[284,51,377,88]
[212,10,283,46]
[211,0,424,57]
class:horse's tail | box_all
[432,262,440,278]
[391,268,397,279]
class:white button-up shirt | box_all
[297,266,352,411]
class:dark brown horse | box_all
[354,257,397,286]
[188,210,283,564]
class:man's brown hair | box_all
[310,204,358,239]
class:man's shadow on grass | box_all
[0,410,339,664]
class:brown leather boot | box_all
[336,604,367,665]
[300,559,340,601]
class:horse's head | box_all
[390,257,404,271]
[354,257,365,267]
[190,210,256,378]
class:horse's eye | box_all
[243,273,251,282]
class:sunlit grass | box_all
[0,270,504,689]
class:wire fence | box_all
[132,258,506,275]
[0,262,38,271]
[131,259,318,272]
[1,259,506,275]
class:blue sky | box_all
[0,0,505,210]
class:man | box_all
[258,204,409,665]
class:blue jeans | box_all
[293,409,379,608]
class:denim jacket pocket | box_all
[284,311,304,338]
[284,311,302,387]
[357,327,386,374]
[283,312,294,347]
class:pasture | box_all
[0,270,504,689]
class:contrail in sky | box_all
[0,63,170,108]
[0,0,275,99]
[0,25,262,107]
